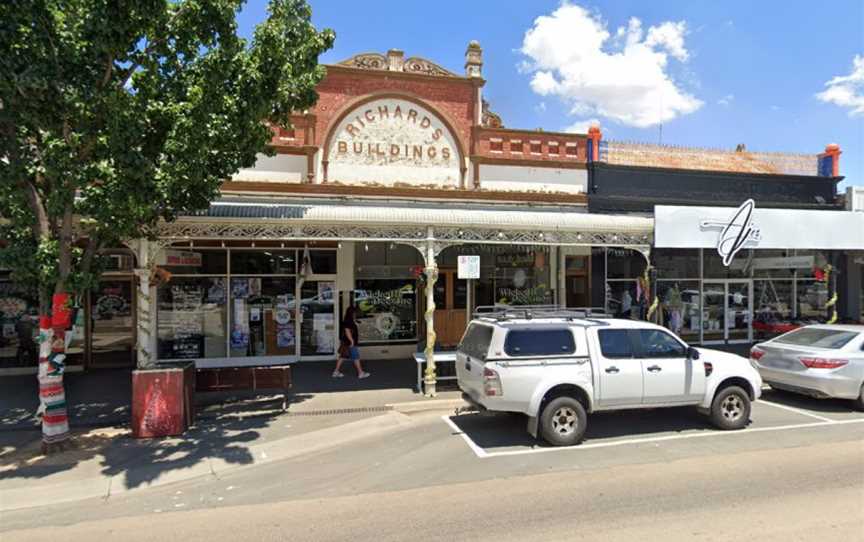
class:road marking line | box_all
[445,417,864,459]
[441,415,489,458]
[756,399,836,423]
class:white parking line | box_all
[442,415,489,458]
[443,416,864,459]
[756,399,836,423]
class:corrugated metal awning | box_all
[189,199,653,235]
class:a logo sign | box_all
[326,98,460,187]
[700,199,761,266]
[457,255,480,279]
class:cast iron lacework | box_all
[154,221,651,248]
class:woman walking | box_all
[333,305,370,379]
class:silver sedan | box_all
[751,324,864,410]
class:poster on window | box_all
[313,313,334,353]
[231,279,249,299]
[276,322,295,348]
[355,280,417,342]
[207,278,226,303]
[231,298,249,349]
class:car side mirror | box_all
[687,346,700,360]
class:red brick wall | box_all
[473,127,587,163]
[311,67,478,155]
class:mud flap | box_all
[527,415,539,438]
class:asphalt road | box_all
[3,392,864,541]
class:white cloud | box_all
[519,3,702,128]
[816,55,864,116]
[534,101,547,113]
[770,105,781,111]
[718,94,734,107]
[564,118,601,133]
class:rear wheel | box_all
[853,384,864,412]
[539,396,587,446]
[709,386,751,430]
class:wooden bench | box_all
[412,352,458,394]
[195,365,292,410]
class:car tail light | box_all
[750,348,765,362]
[799,357,849,369]
[483,367,503,397]
[703,361,713,377]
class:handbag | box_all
[338,339,350,359]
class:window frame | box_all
[597,328,638,360]
[634,328,689,359]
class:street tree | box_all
[0,0,334,451]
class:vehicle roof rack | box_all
[473,304,611,322]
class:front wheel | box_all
[709,386,751,430]
[539,396,587,446]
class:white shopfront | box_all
[653,202,864,344]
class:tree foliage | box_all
[0,0,334,309]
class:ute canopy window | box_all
[459,323,493,360]
[504,328,575,357]
[774,328,859,349]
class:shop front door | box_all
[433,270,468,347]
[298,280,337,359]
[702,280,753,344]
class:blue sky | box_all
[239,0,864,187]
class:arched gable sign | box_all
[323,95,463,188]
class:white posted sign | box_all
[457,255,480,279]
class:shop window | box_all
[230,250,296,275]
[493,250,552,306]
[229,277,297,357]
[657,281,700,343]
[308,250,337,275]
[796,279,829,323]
[162,249,227,275]
[157,277,228,360]
[653,249,699,279]
[703,250,750,279]
[750,250,798,279]
[299,280,335,356]
[606,280,643,319]
[606,248,645,279]
[753,279,794,339]
[354,279,418,343]
[91,279,135,366]
[0,280,40,368]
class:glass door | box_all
[90,278,136,367]
[727,281,753,343]
[702,281,752,344]
[298,280,337,359]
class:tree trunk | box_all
[37,292,72,453]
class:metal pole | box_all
[423,230,439,397]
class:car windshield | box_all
[773,328,859,349]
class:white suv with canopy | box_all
[456,310,763,446]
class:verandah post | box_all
[423,228,439,397]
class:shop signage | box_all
[457,255,480,279]
[730,256,815,270]
[326,98,460,187]
[699,199,761,266]
[655,204,864,251]
[159,250,202,267]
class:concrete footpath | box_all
[0,392,464,513]
[0,359,465,513]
